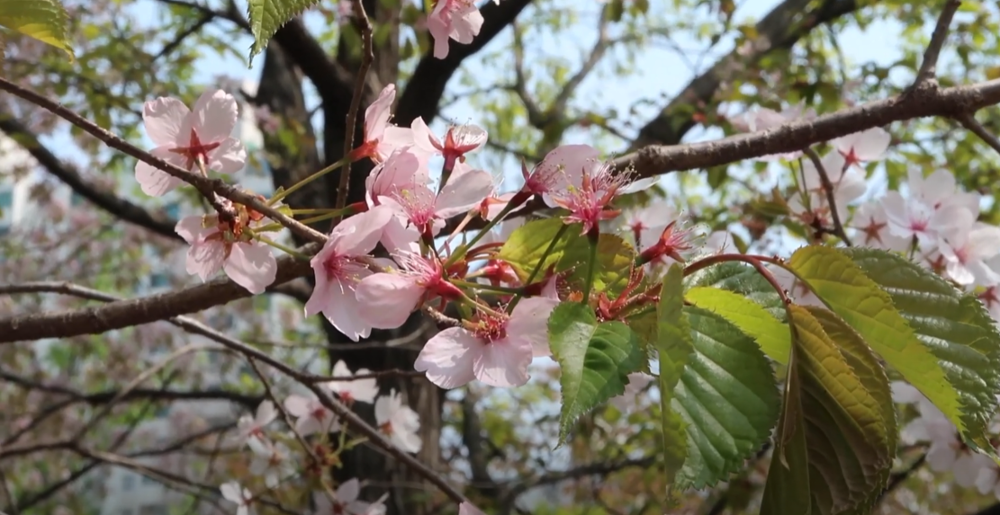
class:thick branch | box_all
[395,0,534,126]
[915,0,962,84]
[0,116,180,241]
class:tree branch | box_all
[337,0,375,212]
[395,0,534,126]
[0,115,180,241]
[956,112,1000,156]
[914,0,962,85]
[802,147,851,246]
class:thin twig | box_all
[914,0,962,84]
[0,76,327,244]
[336,0,375,212]
[802,147,852,246]
[956,113,1000,156]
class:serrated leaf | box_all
[549,302,645,443]
[499,218,635,295]
[672,306,780,488]
[0,0,74,60]
[685,286,790,364]
[655,265,693,496]
[685,261,786,320]
[786,246,964,442]
[246,0,321,62]
[762,305,894,515]
[844,247,1000,450]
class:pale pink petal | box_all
[191,89,240,142]
[414,327,481,389]
[220,482,242,503]
[451,6,483,43]
[323,276,374,342]
[409,117,441,155]
[977,467,999,495]
[508,297,559,357]
[336,478,360,503]
[618,176,658,195]
[473,336,532,387]
[207,137,247,174]
[365,84,395,142]
[459,502,487,515]
[435,170,493,218]
[284,395,311,417]
[135,147,185,196]
[926,440,958,472]
[174,215,214,244]
[333,205,394,256]
[375,127,417,162]
[954,453,985,488]
[296,416,322,436]
[890,381,923,404]
[428,14,451,59]
[224,242,278,294]
[851,127,891,161]
[355,274,425,328]
[186,240,226,281]
[304,253,334,317]
[142,97,190,146]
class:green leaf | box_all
[844,247,1000,450]
[786,246,964,442]
[499,218,635,295]
[655,265,693,495]
[685,286,790,364]
[246,0,321,62]
[548,302,645,443]
[0,0,74,60]
[685,261,786,320]
[672,306,780,488]
[762,305,894,515]
[760,357,811,515]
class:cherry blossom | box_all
[459,502,488,515]
[353,84,414,163]
[174,205,278,294]
[284,394,340,436]
[411,117,487,171]
[523,144,601,207]
[788,151,866,228]
[135,90,247,196]
[365,147,430,208]
[881,190,972,246]
[906,168,981,215]
[312,478,388,515]
[830,127,891,168]
[938,221,1000,286]
[849,202,909,251]
[378,168,493,237]
[305,206,393,341]
[427,0,484,59]
[622,203,678,250]
[355,252,464,329]
[549,162,640,235]
[414,297,558,389]
[325,360,379,405]
[375,390,422,453]
[247,437,296,488]
[238,401,277,444]
[220,481,254,515]
[730,104,816,160]
[610,372,654,413]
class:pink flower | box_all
[284,394,340,436]
[939,221,1000,286]
[730,104,816,161]
[325,360,379,405]
[848,202,910,251]
[312,479,388,515]
[305,206,393,341]
[220,481,253,515]
[549,162,634,236]
[355,252,464,329]
[830,127,891,168]
[523,144,601,207]
[378,170,494,237]
[787,151,866,228]
[411,117,487,170]
[375,389,422,453]
[414,297,558,389]
[365,147,430,208]
[353,84,414,163]
[247,437,295,488]
[427,0,484,59]
[174,207,277,294]
[459,502,488,515]
[136,90,247,196]
[238,401,276,444]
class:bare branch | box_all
[956,112,1000,156]
[0,76,328,244]
[802,147,852,246]
[336,0,375,212]
[510,22,546,128]
[546,6,613,122]
[914,0,962,85]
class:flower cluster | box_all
[221,361,418,515]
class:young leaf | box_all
[685,261,786,320]
[760,352,811,515]
[548,302,645,442]
[656,265,694,494]
[246,0,322,62]
[0,0,74,60]
[844,247,1000,451]
[763,305,894,515]
[685,286,790,364]
[786,246,964,443]
[672,306,780,488]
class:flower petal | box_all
[191,89,239,142]
[414,327,480,389]
[508,296,559,357]
[224,242,278,294]
[472,336,532,387]
[364,84,395,143]
[186,239,225,282]
[135,147,185,196]
[435,170,493,219]
[333,205,394,256]
[142,97,191,146]
[355,273,425,329]
[207,137,247,174]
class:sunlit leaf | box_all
[0,0,74,60]
[246,0,322,62]
[655,265,693,496]
[685,286,790,364]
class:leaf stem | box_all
[508,223,569,311]
[581,227,599,305]
[257,237,311,260]
[269,156,351,205]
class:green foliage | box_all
[670,306,781,488]
[655,265,693,496]
[548,302,645,443]
[499,218,636,295]
[0,0,74,59]
[761,306,894,515]
[844,247,1000,451]
[685,261,786,320]
[685,286,790,364]
[246,0,321,62]
[786,246,967,440]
